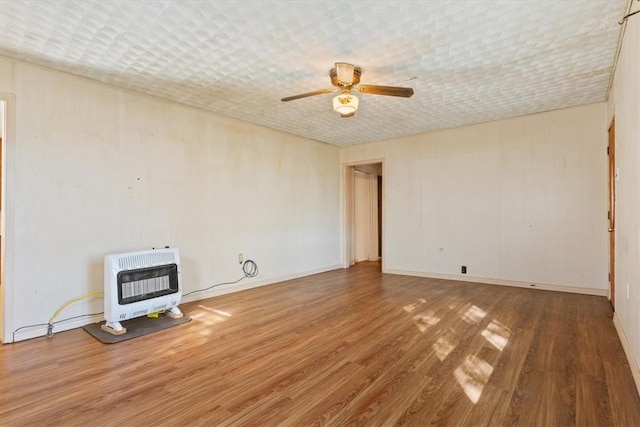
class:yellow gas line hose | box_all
[47,291,104,336]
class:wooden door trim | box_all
[608,117,615,309]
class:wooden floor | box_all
[1,262,639,426]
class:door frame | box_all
[342,159,384,270]
[608,117,616,309]
[0,93,15,343]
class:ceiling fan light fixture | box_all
[333,93,359,116]
[281,62,412,116]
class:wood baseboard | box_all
[180,264,344,304]
[613,313,640,397]
[13,312,104,343]
[383,269,608,296]
[10,264,344,343]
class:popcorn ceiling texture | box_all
[0,1,627,146]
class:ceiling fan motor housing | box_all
[331,63,362,87]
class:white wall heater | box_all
[103,248,183,335]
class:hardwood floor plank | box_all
[576,373,613,426]
[604,360,640,427]
[1,262,638,426]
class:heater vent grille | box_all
[122,275,171,299]
[105,248,182,324]
[118,251,176,270]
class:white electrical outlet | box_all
[238,253,244,265]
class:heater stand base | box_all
[101,321,127,335]
[166,306,184,319]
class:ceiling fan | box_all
[281,62,414,118]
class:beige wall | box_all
[342,103,609,293]
[610,4,640,389]
[0,57,342,341]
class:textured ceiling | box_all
[0,1,628,146]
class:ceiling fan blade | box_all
[281,89,334,102]
[357,85,414,98]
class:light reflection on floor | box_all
[404,298,427,313]
[481,319,511,352]
[453,355,495,403]
[461,305,487,324]
[413,310,441,332]
[404,296,512,404]
[433,332,457,361]
[190,304,233,328]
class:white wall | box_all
[0,57,342,341]
[342,103,609,293]
[610,4,640,390]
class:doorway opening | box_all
[344,161,382,270]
